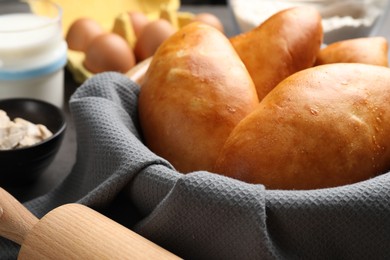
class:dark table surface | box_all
[8,5,240,202]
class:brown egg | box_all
[134,19,176,62]
[128,11,149,38]
[83,33,136,74]
[66,18,104,52]
[193,13,224,33]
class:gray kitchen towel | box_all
[1,72,390,259]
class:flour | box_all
[229,0,387,43]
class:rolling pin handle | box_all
[0,187,39,245]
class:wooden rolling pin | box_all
[0,188,180,259]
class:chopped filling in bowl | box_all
[0,110,53,150]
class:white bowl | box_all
[228,0,389,44]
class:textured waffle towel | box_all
[1,72,390,259]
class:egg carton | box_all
[53,0,194,83]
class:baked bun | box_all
[214,63,390,190]
[230,6,323,101]
[315,37,389,66]
[138,22,259,173]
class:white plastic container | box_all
[0,0,67,108]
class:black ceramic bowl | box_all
[0,98,66,186]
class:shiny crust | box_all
[214,63,390,190]
[230,6,323,101]
[138,22,259,173]
[315,37,389,66]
